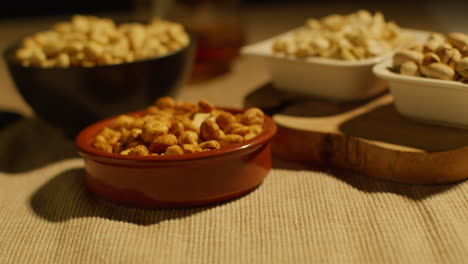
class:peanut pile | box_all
[15,15,189,68]
[272,10,407,60]
[93,97,265,156]
[392,32,468,83]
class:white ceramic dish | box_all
[242,28,428,102]
[373,59,468,129]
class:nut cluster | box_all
[93,97,265,156]
[392,32,468,83]
[14,15,189,68]
[272,10,407,60]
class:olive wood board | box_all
[244,83,468,184]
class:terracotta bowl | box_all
[75,108,277,208]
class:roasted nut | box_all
[113,115,135,129]
[55,53,70,67]
[169,121,184,137]
[99,127,121,144]
[241,108,264,126]
[392,50,423,69]
[447,32,468,51]
[199,140,221,150]
[421,52,441,66]
[249,125,263,135]
[216,112,237,131]
[179,130,199,145]
[126,140,146,149]
[149,134,178,153]
[399,61,420,76]
[120,149,132,155]
[15,15,189,68]
[121,128,142,144]
[93,127,122,153]
[192,113,211,130]
[427,32,445,43]
[455,57,468,78]
[407,43,424,53]
[393,31,468,84]
[93,141,113,153]
[165,145,184,155]
[179,115,198,132]
[131,117,145,129]
[181,144,203,154]
[436,47,461,67]
[272,10,406,60]
[92,98,265,156]
[198,99,215,113]
[141,121,169,143]
[244,133,257,141]
[219,134,244,147]
[127,145,150,156]
[175,101,199,114]
[200,119,224,140]
[420,63,456,80]
[230,125,250,136]
[155,96,175,109]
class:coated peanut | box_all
[199,140,221,150]
[93,98,266,156]
[200,119,224,141]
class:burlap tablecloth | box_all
[0,114,467,264]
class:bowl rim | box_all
[75,107,277,163]
[373,58,468,90]
[3,30,195,70]
[241,27,429,67]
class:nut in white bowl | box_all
[373,59,468,129]
[242,28,428,101]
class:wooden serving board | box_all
[245,83,468,184]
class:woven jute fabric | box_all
[1,153,467,263]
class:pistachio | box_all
[272,10,405,60]
[420,62,456,80]
[455,57,468,78]
[436,47,461,68]
[400,61,419,76]
[427,32,445,43]
[423,39,442,53]
[392,50,423,69]
[447,32,468,51]
[421,52,441,66]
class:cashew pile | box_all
[272,10,408,60]
[93,97,265,156]
[392,32,468,83]
[14,15,189,68]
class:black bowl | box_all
[3,36,195,138]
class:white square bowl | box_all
[373,59,468,129]
[242,28,428,102]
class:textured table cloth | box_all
[0,117,467,263]
[1,3,468,263]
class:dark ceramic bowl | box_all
[75,108,277,208]
[3,35,195,138]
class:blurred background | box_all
[0,0,467,117]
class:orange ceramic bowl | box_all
[75,108,277,208]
